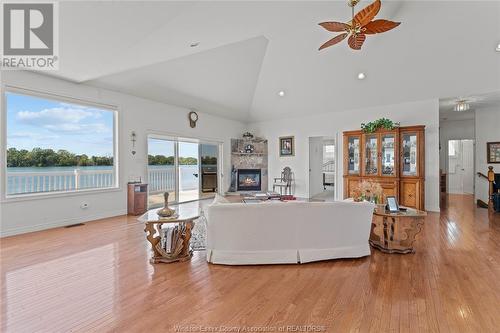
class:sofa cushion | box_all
[212,193,230,205]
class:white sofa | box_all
[205,200,374,265]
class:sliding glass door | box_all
[147,136,220,208]
[147,138,177,208]
[200,143,219,199]
[178,141,200,203]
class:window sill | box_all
[1,186,122,203]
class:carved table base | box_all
[144,220,195,264]
[370,212,425,254]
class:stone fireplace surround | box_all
[228,137,268,193]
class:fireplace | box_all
[237,169,262,191]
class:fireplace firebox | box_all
[237,169,262,191]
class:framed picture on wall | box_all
[279,136,295,157]
[487,142,500,163]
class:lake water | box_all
[6,165,202,194]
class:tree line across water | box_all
[148,155,217,166]
[7,148,113,167]
[7,147,217,167]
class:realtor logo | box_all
[1,2,58,69]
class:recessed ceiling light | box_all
[278,91,285,97]
[358,72,366,80]
[190,42,200,48]
[496,43,500,52]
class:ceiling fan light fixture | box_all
[190,42,200,48]
[496,43,500,52]
[454,100,470,112]
[358,72,366,80]
[318,0,401,51]
[278,90,286,97]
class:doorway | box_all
[309,136,336,201]
[447,139,474,194]
[147,135,221,208]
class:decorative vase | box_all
[376,204,386,213]
[157,192,176,217]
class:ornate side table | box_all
[370,207,427,254]
[138,205,200,264]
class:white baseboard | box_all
[426,206,441,213]
[0,209,127,237]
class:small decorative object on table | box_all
[376,203,386,213]
[386,196,399,212]
[157,192,177,218]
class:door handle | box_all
[193,173,199,178]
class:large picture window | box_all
[4,90,117,196]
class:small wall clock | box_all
[188,111,198,128]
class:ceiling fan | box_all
[318,0,400,51]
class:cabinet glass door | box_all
[381,134,396,176]
[402,133,418,176]
[364,135,379,175]
[347,136,360,175]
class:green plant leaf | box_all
[360,118,400,133]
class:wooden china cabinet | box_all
[343,125,425,210]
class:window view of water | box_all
[148,164,200,192]
[6,165,201,195]
[6,91,117,196]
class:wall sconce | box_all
[131,131,137,155]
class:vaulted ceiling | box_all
[49,1,500,122]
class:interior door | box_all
[309,137,324,198]
[461,140,474,194]
[447,139,474,194]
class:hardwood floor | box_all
[1,194,499,332]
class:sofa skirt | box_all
[206,245,370,265]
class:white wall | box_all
[0,71,245,236]
[475,106,500,203]
[249,99,440,212]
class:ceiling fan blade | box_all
[318,21,349,32]
[348,34,366,50]
[319,33,349,50]
[363,19,401,34]
[353,0,381,28]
